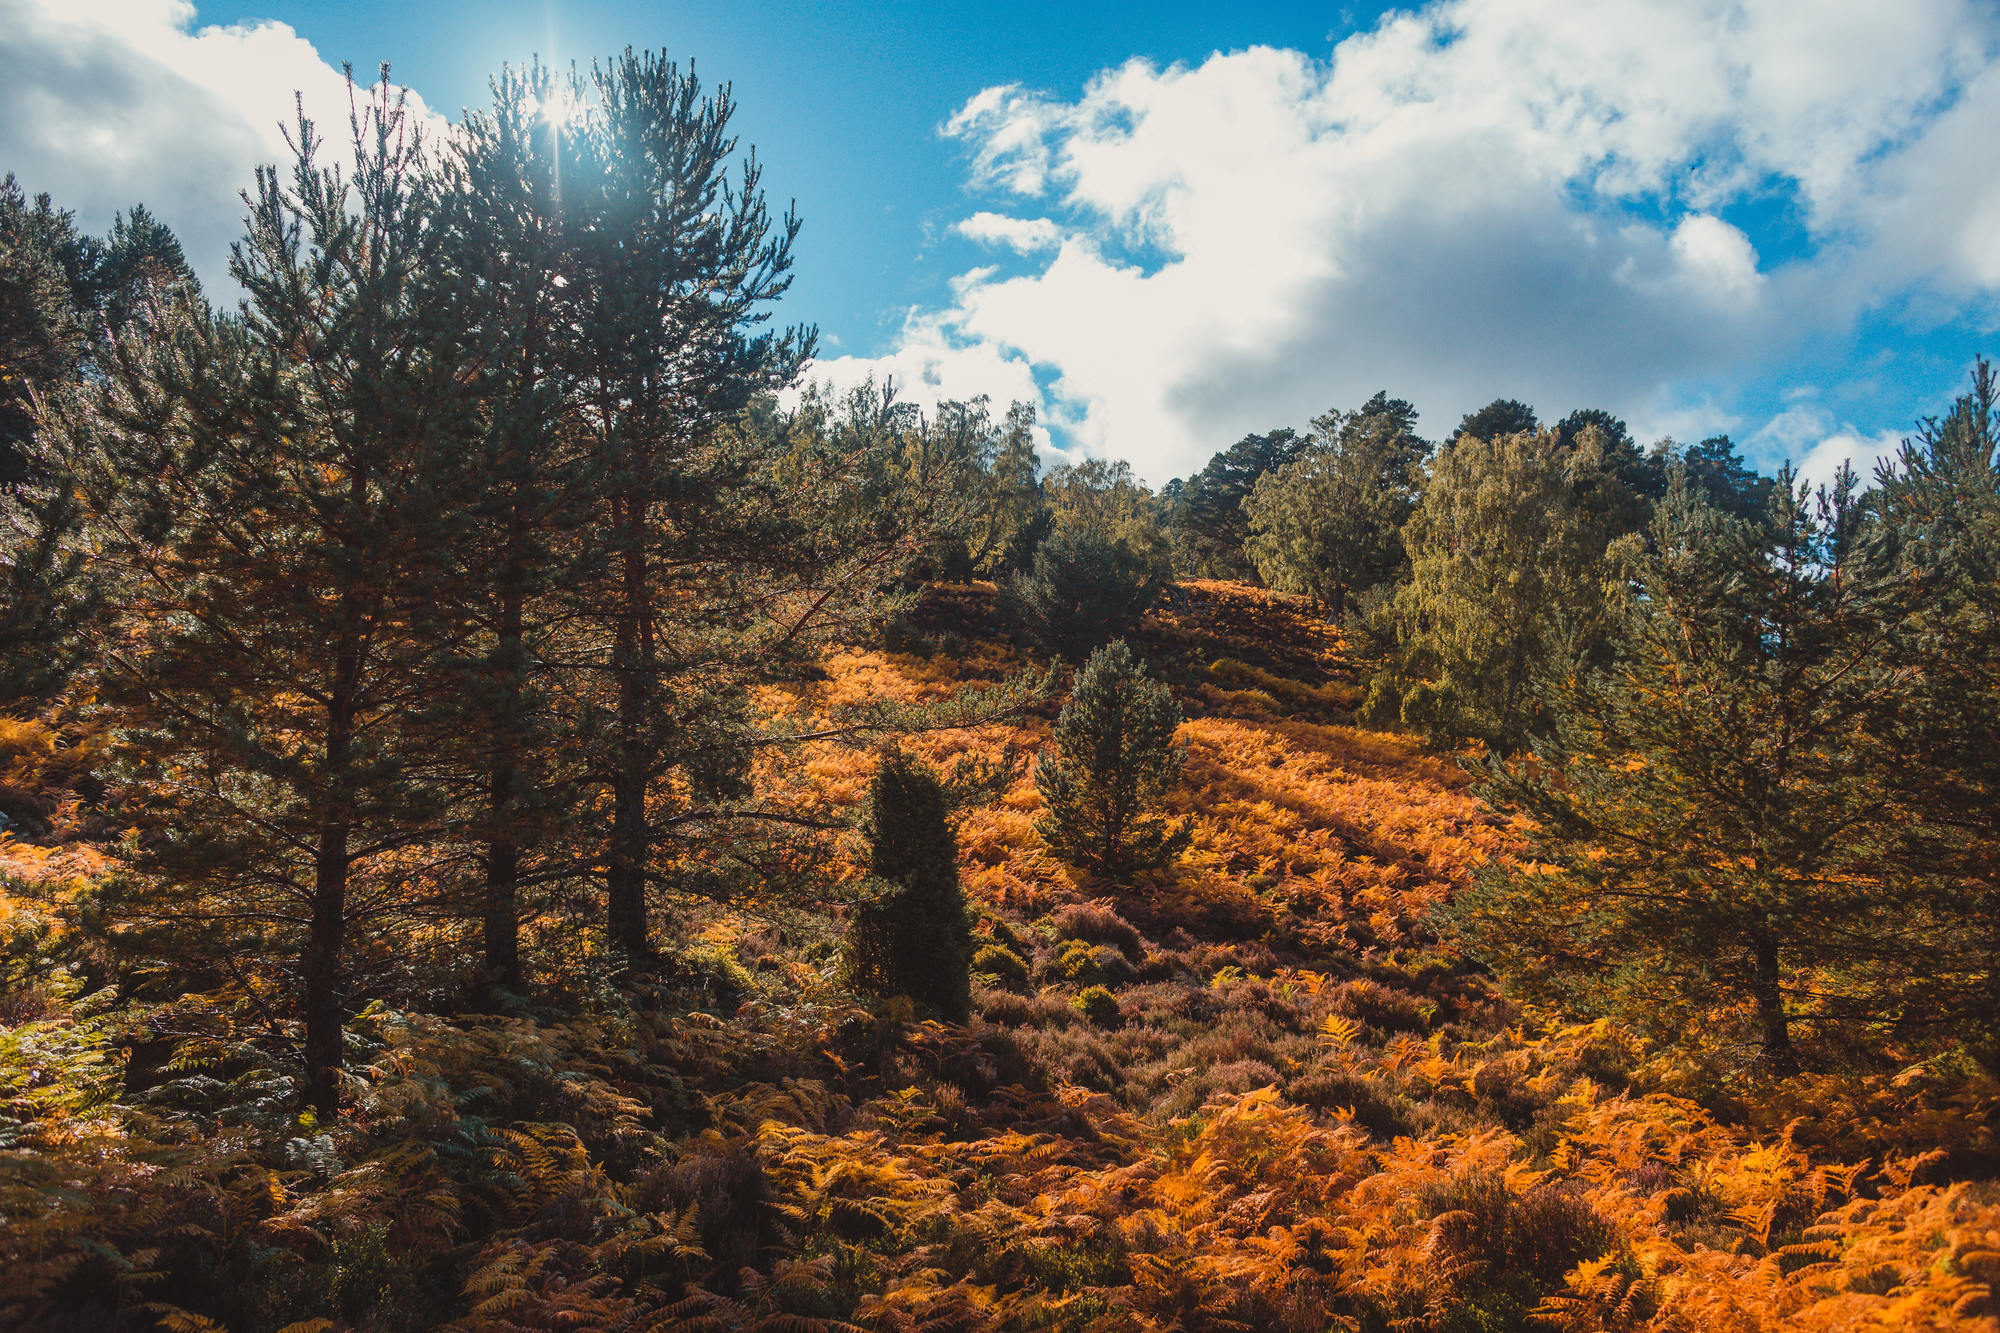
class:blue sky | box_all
[4,0,1997,484]
[183,0,1405,358]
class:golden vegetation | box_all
[3,579,1996,1330]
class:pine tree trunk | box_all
[303,626,361,1120]
[483,750,522,993]
[482,505,529,994]
[1749,928,1797,1075]
[607,487,653,963]
[304,817,350,1120]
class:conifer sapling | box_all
[841,749,972,1022]
[1035,639,1191,879]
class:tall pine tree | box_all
[54,81,463,1115]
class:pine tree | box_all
[0,176,88,488]
[1873,357,2000,1064]
[1168,427,1303,579]
[1449,469,1915,1073]
[427,62,598,994]
[1035,639,1190,878]
[560,51,812,964]
[1243,392,1426,615]
[52,81,464,1115]
[1453,397,1538,442]
[2,182,204,716]
[1003,525,1167,662]
[1682,433,1775,523]
[0,479,100,711]
[841,749,971,1021]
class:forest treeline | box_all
[1158,373,2000,1079]
[4,45,2000,1333]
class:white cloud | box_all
[788,313,1053,444]
[846,0,1999,482]
[1751,398,1903,491]
[1669,215,1764,304]
[956,211,1063,252]
[0,0,446,296]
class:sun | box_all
[526,85,584,129]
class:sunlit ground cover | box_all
[2,581,1995,1331]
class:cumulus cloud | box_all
[0,0,445,296]
[789,313,1055,444]
[842,0,2000,482]
[1752,397,1906,491]
[956,211,1063,253]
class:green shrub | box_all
[1035,641,1191,878]
[841,750,972,1021]
[1045,939,1136,989]
[972,942,1030,990]
[1002,526,1166,661]
[1072,984,1122,1027]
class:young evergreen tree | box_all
[1034,639,1190,879]
[53,83,462,1116]
[1243,392,1426,614]
[840,749,971,1021]
[1360,428,1635,751]
[1448,469,1915,1074]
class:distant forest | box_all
[3,50,1998,1333]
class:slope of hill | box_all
[3,581,1997,1331]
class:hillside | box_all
[5,579,1996,1332]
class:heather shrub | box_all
[1159,1057,1285,1117]
[976,987,1075,1028]
[636,1144,777,1288]
[1286,1069,1419,1141]
[1331,977,1431,1034]
[1418,1171,1619,1302]
[1047,899,1143,958]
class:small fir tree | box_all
[841,749,972,1021]
[1035,640,1190,878]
